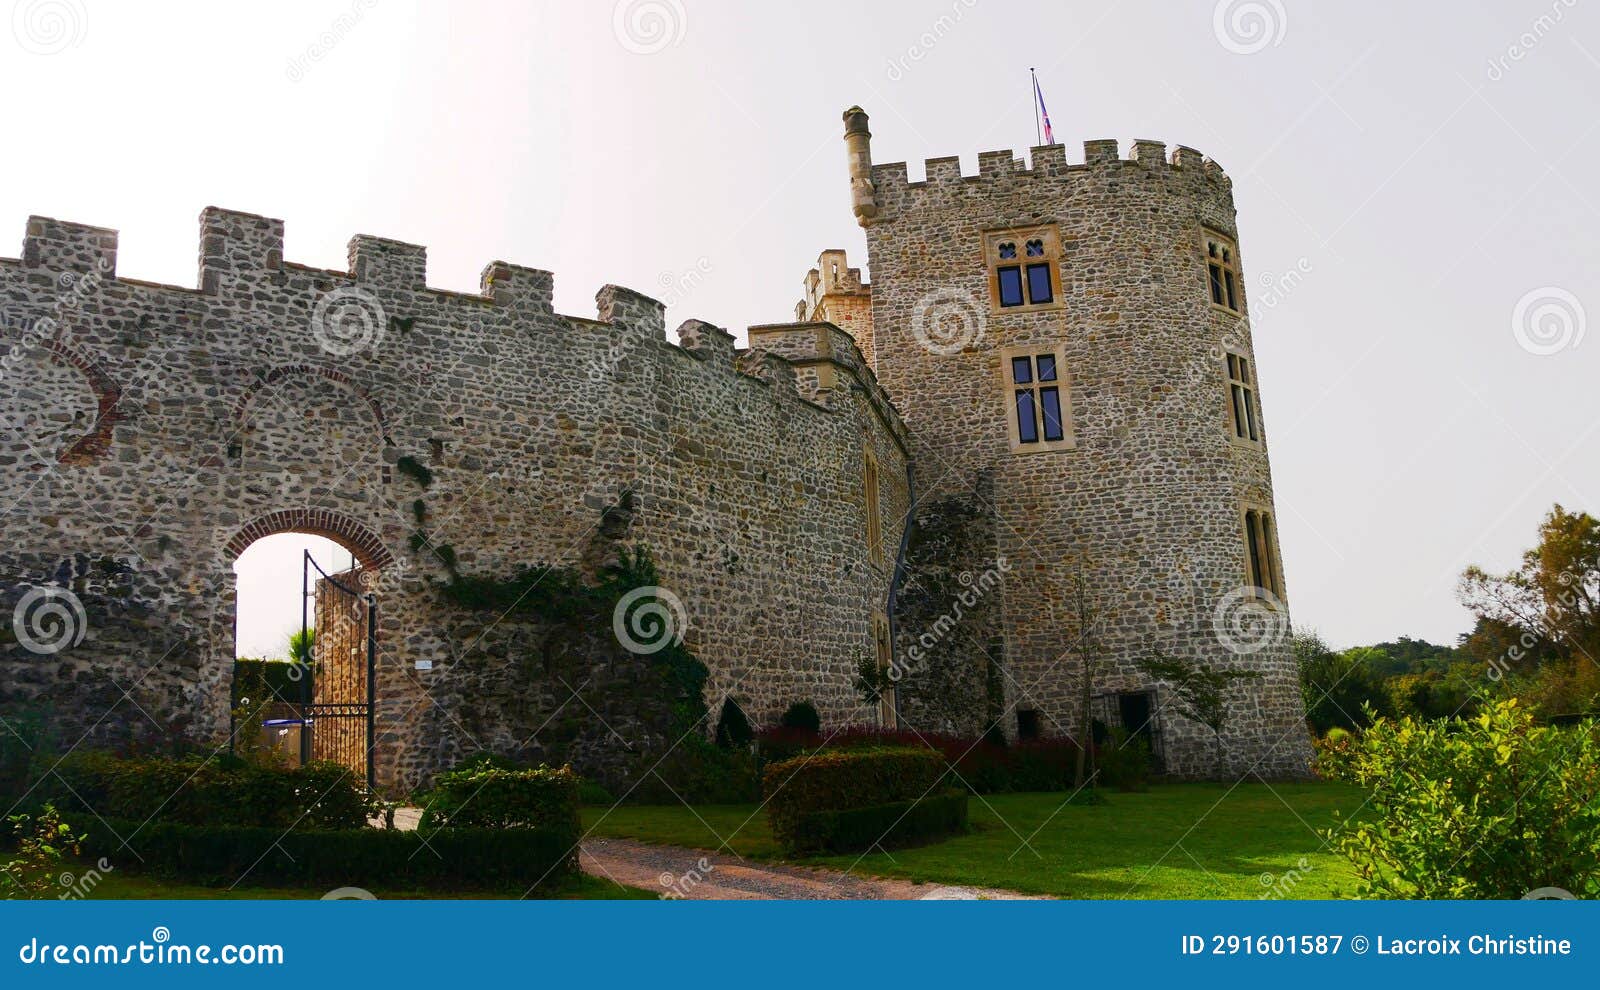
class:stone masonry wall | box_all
[0,210,908,791]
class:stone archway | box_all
[224,509,393,571]
[224,510,392,786]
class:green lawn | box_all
[582,782,1366,899]
[54,871,655,900]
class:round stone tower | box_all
[840,107,1310,777]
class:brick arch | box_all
[39,339,122,464]
[233,364,388,437]
[224,509,393,570]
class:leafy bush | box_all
[779,701,822,734]
[714,698,754,749]
[763,747,946,853]
[417,763,579,832]
[1095,728,1151,792]
[788,790,969,855]
[631,736,760,804]
[773,727,1084,794]
[80,818,578,892]
[42,753,373,830]
[0,704,54,798]
[1326,701,1600,898]
[577,780,615,806]
[1,806,83,899]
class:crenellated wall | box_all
[0,207,908,790]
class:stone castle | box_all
[0,107,1311,789]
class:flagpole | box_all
[1030,67,1041,147]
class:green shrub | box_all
[1096,728,1151,792]
[779,701,822,734]
[763,747,946,852]
[632,736,760,804]
[714,698,754,749]
[80,818,578,892]
[1326,700,1600,898]
[0,704,54,798]
[577,780,615,806]
[789,790,969,855]
[418,763,579,832]
[42,753,373,830]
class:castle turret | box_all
[846,106,1310,777]
[843,107,878,224]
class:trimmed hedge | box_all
[757,727,1087,794]
[417,762,579,832]
[789,790,969,855]
[763,747,950,853]
[43,753,372,830]
[81,818,579,892]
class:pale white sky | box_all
[4,1,1598,650]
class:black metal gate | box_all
[301,550,376,789]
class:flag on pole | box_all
[1032,70,1056,146]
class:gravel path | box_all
[580,837,1045,900]
[377,806,1038,899]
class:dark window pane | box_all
[1026,263,1053,304]
[1209,264,1225,305]
[1026,239,1045,257]
[1238,356,1250,382]
[1035,354,1057,382]
[998,242,1017,260]
[1040,387,1064,442]
[1015,390,1038,443]
[1245,512,1265,589]
[1243,390,1258,441]
[1231,385,1247,438]
[998,266,1024,307]
[1011,356,1033,384]
[1224,271,1237,309]
[1227,353,1239,380]
[1208,241,1219,258]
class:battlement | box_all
[839,108,1231,228]
[868,138,1228,201]
[3,209,908,452]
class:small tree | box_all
[1,806,83,899]
[1137,652,1261,777]
[1067,567,1100,792]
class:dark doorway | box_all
[1016,709,1041,742]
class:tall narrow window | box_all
[1001,345,1073,452]
[864,449,883,567]
[986,226,1063,313]
[1204,230,1240,313]
[872,613,896,728]
[1242,507,1284,601]
[1226,353,1260,442]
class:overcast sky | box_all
[4,0,1597,651]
